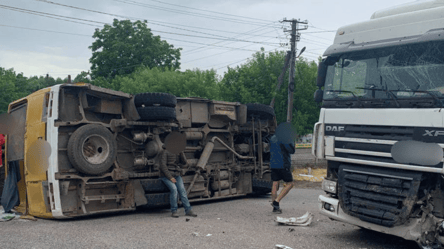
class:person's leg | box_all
[271,181,280,202]
[174,176,192,213]
[161,177,178,213]
[275,181,294,202]
[275,169,294,203]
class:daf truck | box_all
[313,1,444,248]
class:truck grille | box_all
[338,164,422,227]
[340,125,414,141]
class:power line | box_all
[0,5,102,27]
[35,0,283,39]
[300,30,335,34]
[0,23,274,53]
[112,0,274,26]
[1,4,280,46]
[0,24,92,37]
[183,36,278,64]
[183,25,276,55]
[144,0,275,23]
[34,0,276,40]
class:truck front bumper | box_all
[318,195,423,243]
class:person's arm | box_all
[284,143,295,154]
[279,143,295,154]
[0,134,5,146]
[159,150,174,181]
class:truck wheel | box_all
[246,103,275,120]
[67,124,117,175]
[140,179,169,193]
[143,193,170,207]
[137,106,176,121]
[134,92,177,107]
[251,177,272,196]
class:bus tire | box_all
[140,179,169,193]
[136,106,176,121]
[246,103,275,120]
[134,92,177,107]
[67,124,117,175]
[143,193,170,207]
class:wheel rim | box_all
[81,135,110,164]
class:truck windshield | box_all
[323,41,444,105]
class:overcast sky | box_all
[0,0,417,79]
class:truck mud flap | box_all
[338,164,422,227]
[140,179,169,193]
[252,177,272,195]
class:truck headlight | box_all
[322,179,337,194]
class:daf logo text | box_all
[423,130,444,137]
[326,126,345,132]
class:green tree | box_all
[117,66,219,99]
[218,49,320,135]
[89,19,182,79]
[73,71,91,83]
[0,68,18,114]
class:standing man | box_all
[158,145,197,218]
[270,134,296,213]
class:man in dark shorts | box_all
[270,134,295,213]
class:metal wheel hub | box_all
[81,135,110,164]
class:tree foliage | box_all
[89,19,182,79]
[1,47,321,136]
[104,66,220,100]
[0,68,66,114]
[218,49,320,135]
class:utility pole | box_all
[282,19,308,123]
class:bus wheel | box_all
[134,92,177,108]
[246,103,275,120]
[136,106,176,121]
[67,124,117,175]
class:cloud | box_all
[0,49,90,78]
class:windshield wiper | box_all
[356,87,400,108]
[326,90,364,107]
[393,90,444,108]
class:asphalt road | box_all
[1,187,419,249]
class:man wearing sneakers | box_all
[270,134,295,213]
[159,145,197,218]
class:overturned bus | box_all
[3,83,276,218]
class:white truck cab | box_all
[313,1,444,248]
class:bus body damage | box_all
[6,83,276,218]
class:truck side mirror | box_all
[314,89,323,103]
[316,61,327,87]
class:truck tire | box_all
[246,103,275,120]
[67,124,117,175]
[137,106,176,121]
[134,92,177,108]
[143,193,170,207]
[251,177,272,196]
[140,179,169,193]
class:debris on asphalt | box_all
[20,215,38,221]
[191,232,199,236]
[288,228,295,232]
[186,218,190,222]
[275,244,293,249]
[275,212,314,226]
[206,234,212,237]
